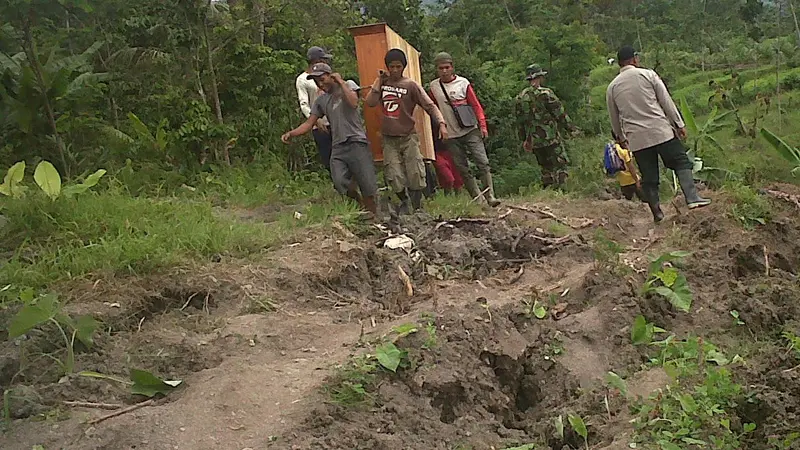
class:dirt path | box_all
[7,193,798,449]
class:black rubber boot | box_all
[396,190,410,215]
[409,190,423,211]
[643,184,664,223]
[676,169,711,209]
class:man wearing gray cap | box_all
[296,46,333,170]
[606,46,710,222]
[283,63,378,218]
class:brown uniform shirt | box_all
[379,77,444,137]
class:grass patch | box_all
[632,329,756,449]
[0,186,359,290]
[323,355,378,407]
[425,193,485,218]
[723,181,772,229]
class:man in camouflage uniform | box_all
[515,64,577,188]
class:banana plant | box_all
[760,128,800,176]
[675,96,736,190]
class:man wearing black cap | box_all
[606,46,711,222]
[365,48,448,213]
[296,46,333,170]
[283,63,378,218]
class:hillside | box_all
[2,0,800,449]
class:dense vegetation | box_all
[1,0,799,183]
[2,0,800,285]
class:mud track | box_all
[2,190,800,450]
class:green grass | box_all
[0,183,359,290]
[425,192,486,218]
[723,181,772,229]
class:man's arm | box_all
[365,74,382,108]
[414,83,448,139]
[282,114,319,143]
[652,71,685,129]
[415,83,446,125]
[606,84,624,144]
[332,74,359,109]
[296,76,312,118]
[465,84,488,136]
[543,89,575,132]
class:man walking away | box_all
[365,48,448,213]
[428,52,500,207]
[283,63,378,218]
[606,46,710,222]
[296,46,333,170]
[516,64,577,189]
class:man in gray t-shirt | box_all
[282,63,377,218]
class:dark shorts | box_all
[330,140,378,197]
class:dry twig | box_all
[87,400,155,425]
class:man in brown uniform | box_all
[365,48,448,213]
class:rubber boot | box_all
[362,195,377,220]
[463,176,482,201]
[396,190,410,215]
[642,184,664,222]
[676,169,711,209]
[409,190,423,211]
[480,172,501,207]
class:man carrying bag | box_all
[428,52,500,207]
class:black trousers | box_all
[633,138,692,204]
[620,184,645,202]
[312,128,333,170]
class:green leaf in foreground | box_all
[533,301,547,319]
[391,323,418,339]
[9,294,60,338]
[568,413,588,440]
[33,161,62,200]
[605,371,628,396]
[78,371,133,385]
[72,315,101,348]
[653,274,692,313]
[130,369,182,397]
[554,414,565,439]
[375,342,402,372]
[631,315,653,346]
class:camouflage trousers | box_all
[533,143,569,188]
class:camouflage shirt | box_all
[515,86,575,149]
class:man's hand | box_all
[439,123,449,140]
[677,127,688,140]
[331,73,344,84]
[281,131,292,144]
[481,128,489,139]
[316,119,328,133]
[523,139,532,153]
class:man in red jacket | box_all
[428,52,500,207]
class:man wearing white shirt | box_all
[296,46,333,170]
[606,46,711,223]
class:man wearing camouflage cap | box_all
[515,64,577,188]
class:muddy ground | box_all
[1,186,800,449]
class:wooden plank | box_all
[348,23,435,162]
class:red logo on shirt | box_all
[381,85,408,119]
